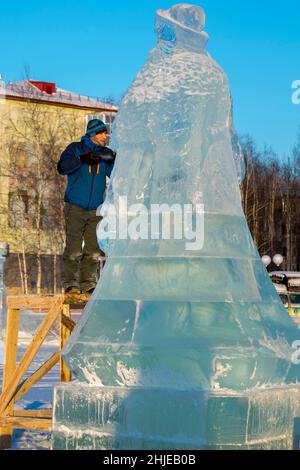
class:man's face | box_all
[91,131,107,146]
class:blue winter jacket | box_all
[57,141,114,211]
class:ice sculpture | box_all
[52,4,300,450]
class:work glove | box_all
[80,153,99,165]
[80,148,116,165]
[95,147,116,164]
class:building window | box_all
[8,190,29,228]
[86,113,116,137]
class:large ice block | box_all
[53,385,300,450]
[52,4,300,450]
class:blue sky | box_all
[0,0,299,158]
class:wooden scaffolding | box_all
[0,293,89,450]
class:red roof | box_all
[29,80,57,95]
[0,80,118,112]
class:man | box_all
[57,119,116,294]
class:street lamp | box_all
[262,256,272,268]
[273,254,284,268]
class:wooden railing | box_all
[0,293,90,449]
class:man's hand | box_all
[94,147,116,163]
[80,148,116,165]
[80,154,98,165]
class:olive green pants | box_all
[62,203,102,292]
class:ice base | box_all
[52,384,300,450]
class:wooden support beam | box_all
[60,304,72,382]
[7,293,90,310]
[0,308,20,449]
[63,292,91,308]
[0,416,51,432]
[12,352,60,405]
[61,314,75,332]
[0,293,86,444]
[7,296,58,310]
[0,296,64,416]
[12,410,52,418]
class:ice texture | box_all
[53,385,300,450]
[52,4,300,450]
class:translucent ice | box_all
[53,4,300,450]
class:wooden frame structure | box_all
[0,293,89,449]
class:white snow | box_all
[270,272,300,279]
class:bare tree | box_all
[240,133,300,271]
[0,94,83,293]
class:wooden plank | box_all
[0,296,64,416]
[12,410,52,418]
[12,353,60,405]
[2,310,20,394]
[7,294,90,310]
[0,416,51,431]
[7,296,58,310]
[61,314,75,332]
[60,304,72,382]
[0,308,20,449]
[63,292,91,308]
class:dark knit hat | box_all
[86,119,108,137]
